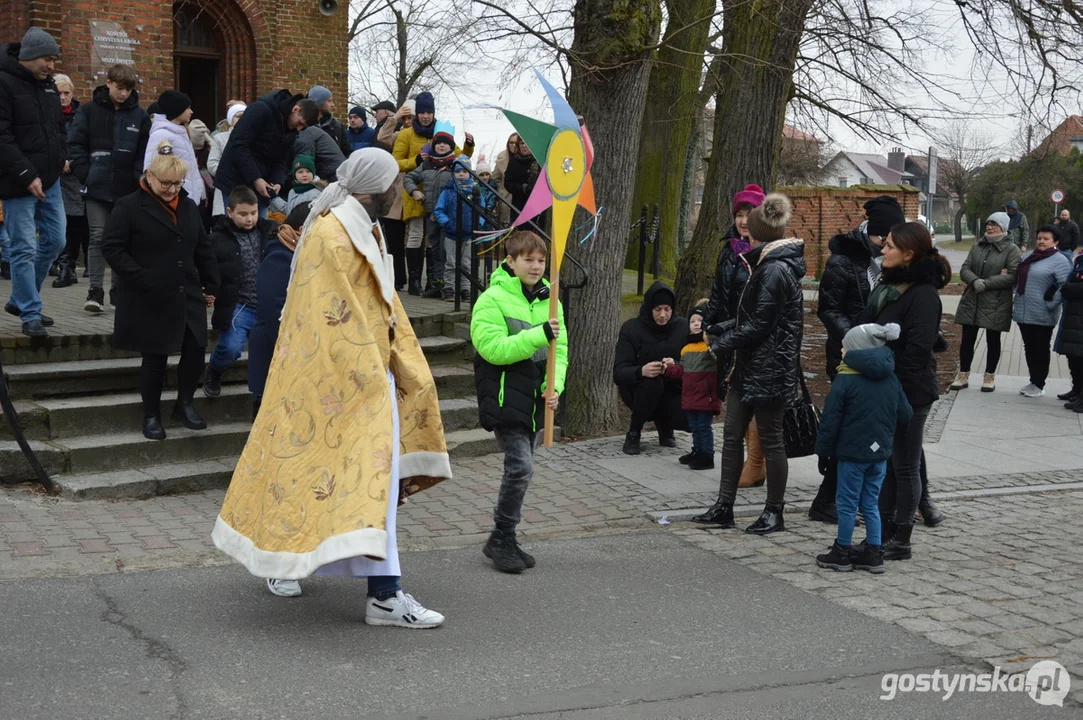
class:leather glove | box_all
[933,332,948,353]
[971,278,986,293]
[706,319,736,337]
[1044,284,1058,302]
[817,455,830,476]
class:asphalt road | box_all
[0,531,1071,719]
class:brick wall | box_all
[3,0,346,123]
[780,184,922,279]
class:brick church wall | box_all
[779,185,922,279]
[1,0,347,123]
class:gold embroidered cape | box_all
[212,202,451,579]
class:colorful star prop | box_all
[501,70,596,273]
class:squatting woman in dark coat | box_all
[861,221,951,562]
[693,193,805,534]
[102,139,220,441]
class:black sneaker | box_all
[622,431,641,456]
[1057,389,1079,401]
[203,366,223,398]
[815,541,852,572]
[679,450,697,465]
[690,501,734,527]
[483,530,527,573]
[21,320,47,338]
[852,542,886,573]
[688,451,714,470]
[84,287,104,313]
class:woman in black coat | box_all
[861,221,950,562]
[1056,254,1083,410]
[694,193,805,534]
[102,140,220,440]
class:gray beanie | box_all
[987,212,1011,234]
[19,28,60,61]
[843,323,901,352]
[308,85,332,107]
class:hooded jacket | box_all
[292,126,344,183]
[144,115,204,206]
[209,215,276,330]
[434,175,483,238]
[817,226,880,378]
[712,239,806,408]
[956,233,1021,332]
[664,331,721,412]
[214,90,304,198]
[403,155,455,215]
[1055,255,1083,358]
[614,281,689,387]
[67,85,150,204]
[703,224,751,327]
[860,258,947,407]
[0,42,67,199]
[814,346,913,462]
[471,262,568,432]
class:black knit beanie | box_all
[158,90,192,121]
[864,195,906,237]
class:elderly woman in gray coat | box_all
[1014,224,1072,398]
[951,212,1021,392]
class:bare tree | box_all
[348,0,479,107]
[935,122,1001,241]
[776,130,829,186]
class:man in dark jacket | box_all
[1004,199,1030,251]
[614,281,688,455]
[1056,209,1079,260]
[203,186,276,398]
[812,195,904,523]
[213,90,318,219]
[0,29,67,337]
[346,106,376,152]
[67,64,150,313]
[308,85,351,158]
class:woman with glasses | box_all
[951,212,1021,393]
[103,139,220,440]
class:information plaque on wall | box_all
[89,20,140,82]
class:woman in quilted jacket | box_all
[692,193,805,535]
[952,212,1020,393]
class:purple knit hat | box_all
[732,184,766,214]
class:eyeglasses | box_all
[151,174,183,190]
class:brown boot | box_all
[738,420,766,488]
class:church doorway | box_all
[173,5,224,125]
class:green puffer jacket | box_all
[471,263,569,432]
[956,234,1021,332]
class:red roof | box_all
[783,124,819,143]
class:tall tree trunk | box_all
[625,0,714,276]
[563,0,662,436]
[673,0,815,311]
[954,200,966,242]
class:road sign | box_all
[1051,189,1065,203]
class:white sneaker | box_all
[1019,383,1036,395]
[1021,384,1046,398]
[266,578,302,597]
[365,590,445,629]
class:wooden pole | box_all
[543,270,560,447]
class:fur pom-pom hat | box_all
[747,192,792,243]
[843,323,901,351]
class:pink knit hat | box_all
[732,184,766,214]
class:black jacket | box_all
[503,152,540,211]
[102,188,220,356]
[713,238,806,409]
[860,258,947,408]
[613,281,688,388]
[66,85,150,203]
[318,113,351,158]
[1056,256,1083,358]
[0,43,67,199]
[817,227,877,378]
[248,236,295,398]
[214,90,303,197]
[209,215,276,331]
[1057,219,1080,253]
[703,225,751,327]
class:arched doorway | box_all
[172,1,258,126]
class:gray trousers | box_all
[493,427,540,531]
[444,234,471,297]
[85,198,117,293]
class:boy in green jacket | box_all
[471,231,568,573]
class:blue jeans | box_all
[367,575,401,600]
[209,303,257,372]
[0,221,9,262]
[686,410,714,454]
[836,460,887,546]
[2,181,66,321]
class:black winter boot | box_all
[52,256,76,287]
[171,402,207,430]
[203,366,223,398]
[852,542,886,573]
[690,501,734,527]
[815,541,852,572]
[483,529,527,573]
[679,449,697,465]
[917,490,943,527]
[142,415,166,441]
[687,451,714,470]
[745,503,786,534]
[622,430,641,456]
[406,248,424,296]
[883,523,913,560]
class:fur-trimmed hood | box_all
[879,256,948,290]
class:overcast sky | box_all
[351,0,1081,165]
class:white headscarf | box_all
[226,104,247,126]
[288,149,402,315]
